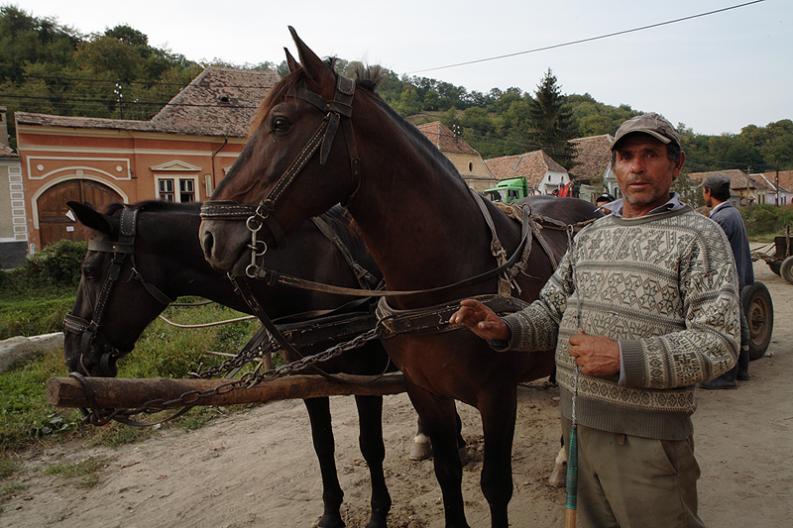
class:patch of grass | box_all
[0,290,75,339]
[1,301,257,453]
[44,456,107,488]
[0,455,19,479]
[1,482,28,503]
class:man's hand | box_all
[449,299,510,342]
[568,331,620,377]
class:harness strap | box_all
[376,294,530,339]
[310,216,379,289]
[251,209,531,298]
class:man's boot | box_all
[737,347,750,381]
[701,367,737,390]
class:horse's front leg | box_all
[478,386,518,528]
[412,411,467,461]
[354,395,391,528]
[303,397,345,528]
[407,383,470,528]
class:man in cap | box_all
[595,192,616,214]
[450,113,739,527]
[701,174,753,388]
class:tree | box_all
[527,69,579,168]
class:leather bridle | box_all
[200,74,360,280]
[64,207,174,376]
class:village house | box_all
[568,134,616,201]
[688,169,791,206]
[0,106,26,268]
[415,121,497,192]
[484,149,569,195]
[14,67,279,252]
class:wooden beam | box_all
[47,373,406,409]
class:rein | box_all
[64,207,175,376]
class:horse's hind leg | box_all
[479,387,518,528]
[355,395,391,528]
[304,397,345,528]
[407,384,470,528]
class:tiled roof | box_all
[0,144,17,158]
[569,134,612,182]
[484,150,567,187]
[759,169,793,193]
[15,67,280,138]
[416,121,478,155]
[150,67,280,136]
[688,169,755,189]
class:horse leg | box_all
[479,388,518,528]
[354,395,391,528]
[407,385,470,528]
[411,411,465,462]
[411,416,433,461]
[303,397,345,528]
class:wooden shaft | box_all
[564,509,576,528]
[47,373,406,409]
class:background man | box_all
[701,174,753,388]
[450,113,739,528]
[595,192,615,214]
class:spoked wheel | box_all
[780,256,793,284]
[741,282,774,361]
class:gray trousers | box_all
[562,421,705,528]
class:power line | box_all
[0,93,259,109]
[408,0,767,74]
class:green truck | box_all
[483,178,530,203]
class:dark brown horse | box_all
[65,200,393,528]
[199,29,600,528]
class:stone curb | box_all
[0,332,64,373]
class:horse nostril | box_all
[203,231,214,258]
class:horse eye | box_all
[272,116,291,133]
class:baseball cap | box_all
[611,113,681,150]
[702,174,731,196]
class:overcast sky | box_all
[12,0,793,135]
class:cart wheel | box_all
[781,256,793,284]
[768,260,781,276]
[741,282,773,361]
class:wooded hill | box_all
[2,5,791,174]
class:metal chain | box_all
[79,326,381,427]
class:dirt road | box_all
[3,260,792,527]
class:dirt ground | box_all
[2,258,792,528]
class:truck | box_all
[483,178,530,203]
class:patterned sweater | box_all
[501,207,740,440]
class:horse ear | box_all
[284,47,299,73]
[288,26,333,86]
[67,201,114,235]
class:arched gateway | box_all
[36,179,123,247]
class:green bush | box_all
[741,205,793,236]
[25,240,87,287]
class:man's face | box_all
[613,134,684,215]
[703,187,713,208]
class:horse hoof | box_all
[409,434,432,461]
[365,514,388,528]
[317,513,345,528]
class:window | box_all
[180,179,195,202]
[468,162,473,172]
[156,177,198,203]
[158,178,175,202]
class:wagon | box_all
[752,228,793,283]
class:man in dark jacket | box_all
[702,174,753,388]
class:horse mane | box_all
[101,200,200,216]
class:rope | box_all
[157,313,256,328]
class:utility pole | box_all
[776,165,780,207]
[114,82,125,119]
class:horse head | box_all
[64,202,176,377]
[200,27,374,273]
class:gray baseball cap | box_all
[702,174,731,195]
[611,113,681,150]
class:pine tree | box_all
[527,69,579,168]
